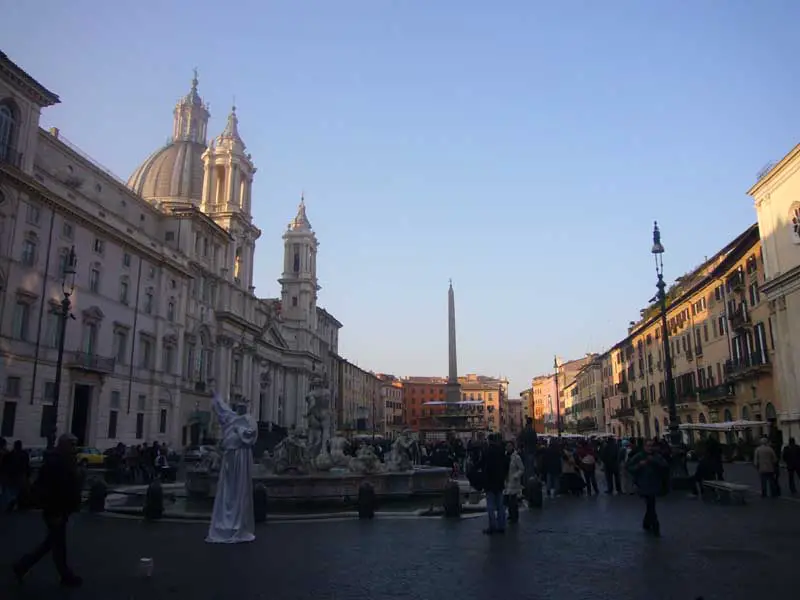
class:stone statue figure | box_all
[273,427,308,474]
[304,372,333,460]
[328,436,351,469]
[349,444,383,474]
[386,430,416,472]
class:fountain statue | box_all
[304,371,334,469]
[386,429,416,472]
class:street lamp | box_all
[651,222,690,486]
[48,246,77,449]
[553,355,562,439]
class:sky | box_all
[2,1,798,396]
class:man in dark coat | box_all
[13,433,83,587]
[518,417,539,482]
[601,438,622,494]
[627,438,668,537]
[480,433,510,535]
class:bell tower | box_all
[201,104,260,290]
[279,195,319,330]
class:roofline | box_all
[0,51,60,107]
[748,143,800,197]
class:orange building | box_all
[401,377,446,432]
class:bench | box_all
[701,480,750,505]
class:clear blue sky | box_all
[3,1,798,395]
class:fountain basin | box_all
[186,465,450,505]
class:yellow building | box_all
[620,224,775,443]
[531,374,556,433]
[459,374,508,434]
[748,150,800,438]
[555,355,595,433]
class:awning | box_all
[679,420,767,432]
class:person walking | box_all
[13,434,83,587]
[601,438,622,494]
[627,438,668,537]
[480,433,510,535]
[754,437,779,498]
[782,438,800,495]
[2,440,30,511]
[518,417,538,483]
[504,441,524,523]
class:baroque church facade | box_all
[0,52,342,449]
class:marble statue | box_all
[386,430,416,472]
[206,392,258,544]
[272,427,309,474]
[328,435,351,469]
[304,372,333,461]
[349,444,384,474]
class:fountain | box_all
[184,372,450,508]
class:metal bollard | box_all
[442,480,462,518]
[253,483,268,523]
[88,479,108,513]
[143,479,164,520]
[357,481,376,519]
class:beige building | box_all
[749,150,800,437]
[376,373,404,437]
[619,224,776,443]
[501,397,524,439]
[605,346,634,437]
[520,387,533,424]
[335,358,381,433]
[459,374,508,434]
[555,355,595,433]
[562,379,578,430]
[573,357,603,434]
[0,53,347,449]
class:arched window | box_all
[723,408,733,423]
[0,102,16,160]
[765,402,777,420]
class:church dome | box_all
[127,71,210,203]
[127,140,205,202]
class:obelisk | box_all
[445,280,461,404]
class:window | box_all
[167,300,175,321]
[44,381,56,403]
[140,337,153,369]
[110,391,121,409]
[62,221,74,240]
[119,278,129,304]
[88,267,100,293]
[12,301,30,340]
[144,289,153,314]
[107,410,118,439]
[292,296,298,307]
[123,253,131,268]
[749,283,760,307]
[26,203,41,226]
[159,409,167,434]
[136,412,144,439]
[57,248,70,275]
[5,376,21,397]
[93,238,105,254]
[233,356,241,385]
[82,322,98,355]
[39,405,56,438]
[0,103,15,159]
[137,394,146,412]
[165,231,175,242]
[21,237,36,266]
[1,401,16,437]
[45,310,61,348]
[162,344,175,373]
[113,329,128,364]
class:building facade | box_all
[376,373,403,437]
[0,54,347,449]
[573,357,603,434]
[501,397,524,439]
[749,150,800,437]
[619,225,776,443]
[402,376,446,433]
[531,374,556,433]
[335,358,381,433]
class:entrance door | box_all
[71,384,92,445]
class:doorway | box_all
[71,384,92,445]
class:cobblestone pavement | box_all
[1,491,796,600]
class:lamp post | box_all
[48,246,77,449]
[651,222,690,486]
[553,355,561,439]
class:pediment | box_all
[82,305,105,322]
[266,324,289,349]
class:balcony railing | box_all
[617,381,629,394]
[698,383,735,405]
[612,407,635,419]
[66,351,115,374]
[577,417,598,432]
[0,146,23,169]
[729,306,751,331]
[727,271,745,292]
[725,352,771,379]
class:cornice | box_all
[762,264,800,296]
[0,168,195,279]
[0,52,60,106]
[748,143,800,198]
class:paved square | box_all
[1,491,796,599]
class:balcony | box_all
[727,271,745,292]
[612,407,635,419]
[698,384,735,406]
[617,381,629,394]
[729,306,751,331]
[695,344,704,357]
[577,417,598,432]
[632,399,649,413]
[725,352,771,380]
[0,146,23,169]
[66,351,115,374]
